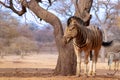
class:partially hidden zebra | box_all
[108,52,120,71]
[63,16,112,77]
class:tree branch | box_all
[92,4,102,24]
[0,1,10,8]
[0,0,26,16]
[36,0,52,5]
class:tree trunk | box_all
[55,43,76,75]
[23,0,76,75]
[74,0,93,26]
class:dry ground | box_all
[0,53,120,80]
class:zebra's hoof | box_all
[76,74,81,77]
[92,73,96,77]
[88,71,92,76]
[83,74,88,78]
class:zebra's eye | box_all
[69,27,75,31]
[69,29,72,31]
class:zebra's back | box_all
[86,25,102,50]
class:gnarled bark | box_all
[74,0,93,26]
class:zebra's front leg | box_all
[76,53,81,77]
[74,44,81,77]
[84,51,89,76]
[74,46,81,77]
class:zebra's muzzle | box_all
[63,37,73,44]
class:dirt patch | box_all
[0,54,119,80]
[0,68,119,80]
[0,68,53,77]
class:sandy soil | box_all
[0,53,120,80]
[0,53,57,68]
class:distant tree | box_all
[0,20,19,56]
[0,10,20,43]
[0,38,6,58]
[34,28,54,43]
[0,11,39,56]
[92,0,118,62]
[114,0,120,26]
[17,25,34,39]
[10,36,39,57]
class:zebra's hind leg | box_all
[92,50,99,76]
[88,51,93,76]
[92,61,96,76]
[88,60,93,76]
[84,61,88,77]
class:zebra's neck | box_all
[73,27,88,48]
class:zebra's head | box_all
[63,16,84,44]
[67,16,84,26]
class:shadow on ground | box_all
[0,68,119,80]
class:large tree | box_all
[0,0,93,75]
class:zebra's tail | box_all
[102,41,113,47]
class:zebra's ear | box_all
[67,17,71,26]
[76,17,85,26]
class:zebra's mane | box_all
[67,16,85,26]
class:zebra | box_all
[63,16,112,77]
[108,52,120,71]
